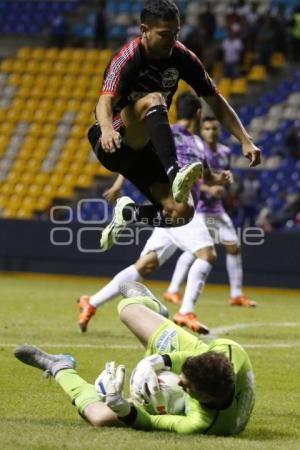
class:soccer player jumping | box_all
[89,0,261,250]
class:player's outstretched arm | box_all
[96,94,122,153]
[204,93,261,167]
[103,174,125,203]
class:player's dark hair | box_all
[182,351,235,400]
[141,0,179,25]
[176,91,202,120]
[202,115,217,124]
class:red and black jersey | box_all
[101,37,218,114]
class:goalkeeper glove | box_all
[130,354,167,405]
[95,361,131,417]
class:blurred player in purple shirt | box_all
[164,117,257,308]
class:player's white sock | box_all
[90,264,142,308]
[226,253,243,298]
[179,259,212,314]
[167,251,195,293]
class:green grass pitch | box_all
[0,272,299,450]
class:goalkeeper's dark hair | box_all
[141,0,179,25]
[176,91,202,120]
[182,351,235,399]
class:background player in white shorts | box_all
[78,93,232,335]
[164,116,257,308]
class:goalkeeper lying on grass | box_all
[14,281,255,436]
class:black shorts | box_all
[88,124,170,204]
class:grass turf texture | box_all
[0,272,299,450]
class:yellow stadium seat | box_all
[72,49,86,62]
[14,183,27,196]
[67,100,81,112]
[27,123,43,137]
[270,52,285,69]
[70,124,87,139]
[55,161,70,174]
[1,182,15,196]
[27,159,41,171]
[84,162,99,176]
[0,194,9,208]
[52,99,67,112]
[8,194,23,209]
[57,86,73,99]
[29,86,46,99]
[38,99,53,112]
[17,47,31,60]
[31,47,46,59]
[25,60,40,74]
[18,110,35,121]
[61,74,76,89]
[9,73,22,86]
[34,109,51,123]
[48,75,63,88]
[217,78,232,98]
[58,48,73,60]
[34,75,48,88]
[2,208,18,218]
[49,174,63,187]
[25,98,40,113]
[22,196,37,209]
[73,85,87,100]
[44,48,59,60]
[248,65,267,82]
[0,135,10,147]
[0,122,15,135]
[39,60,54,75]
[43,185,56,197]
[7,171,21,184]
[56,185,73,199]
[86,90,98,101]
[52,61,68,75]
[0,109,7,122]
[35,173,50,185]
[64,174,77,186]
[34,195,52,211]
[47,110,64,122]
[28,184,43,197]
[21,172,36,185]
[11,159,27,172]
[68,62,81,74]
[76,174,93,189]
[69,162,82,175]
[0,58,14,72]
[231,77,248,95]
[98,166,113,177]
[15,208,34,219]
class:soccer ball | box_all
[130,369,186,415]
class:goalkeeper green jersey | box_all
[132,338,255,435]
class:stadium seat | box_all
[248,65,267,82]
[230,78,248,96]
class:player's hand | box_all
[100,128,122,153]
[219,170,233,186]
[130,355,166,405]
[242,142,261,167]
[209,186,226,198]
[103,187,121,204]
[95,361,131,417]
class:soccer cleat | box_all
[172,162,203,203]
[163,291,183,305]
[119,280,169,318]
[100,196,134,250]
[173,312,210,335]
[14,344,76,377]
[78,295,96,333]
[229,295,257,307]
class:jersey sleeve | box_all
[101,39,139,96]
[132,398,215,434]
[176,42,218,97]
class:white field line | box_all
[1,322,299,350]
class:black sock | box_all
[144,105,179,183]
[122,204,173,227]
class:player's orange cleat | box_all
[229,295,257,307]
[78,295,96,332]
[173,312,210,335]
[163,291,183,305]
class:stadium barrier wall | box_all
[0,219,299,289]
